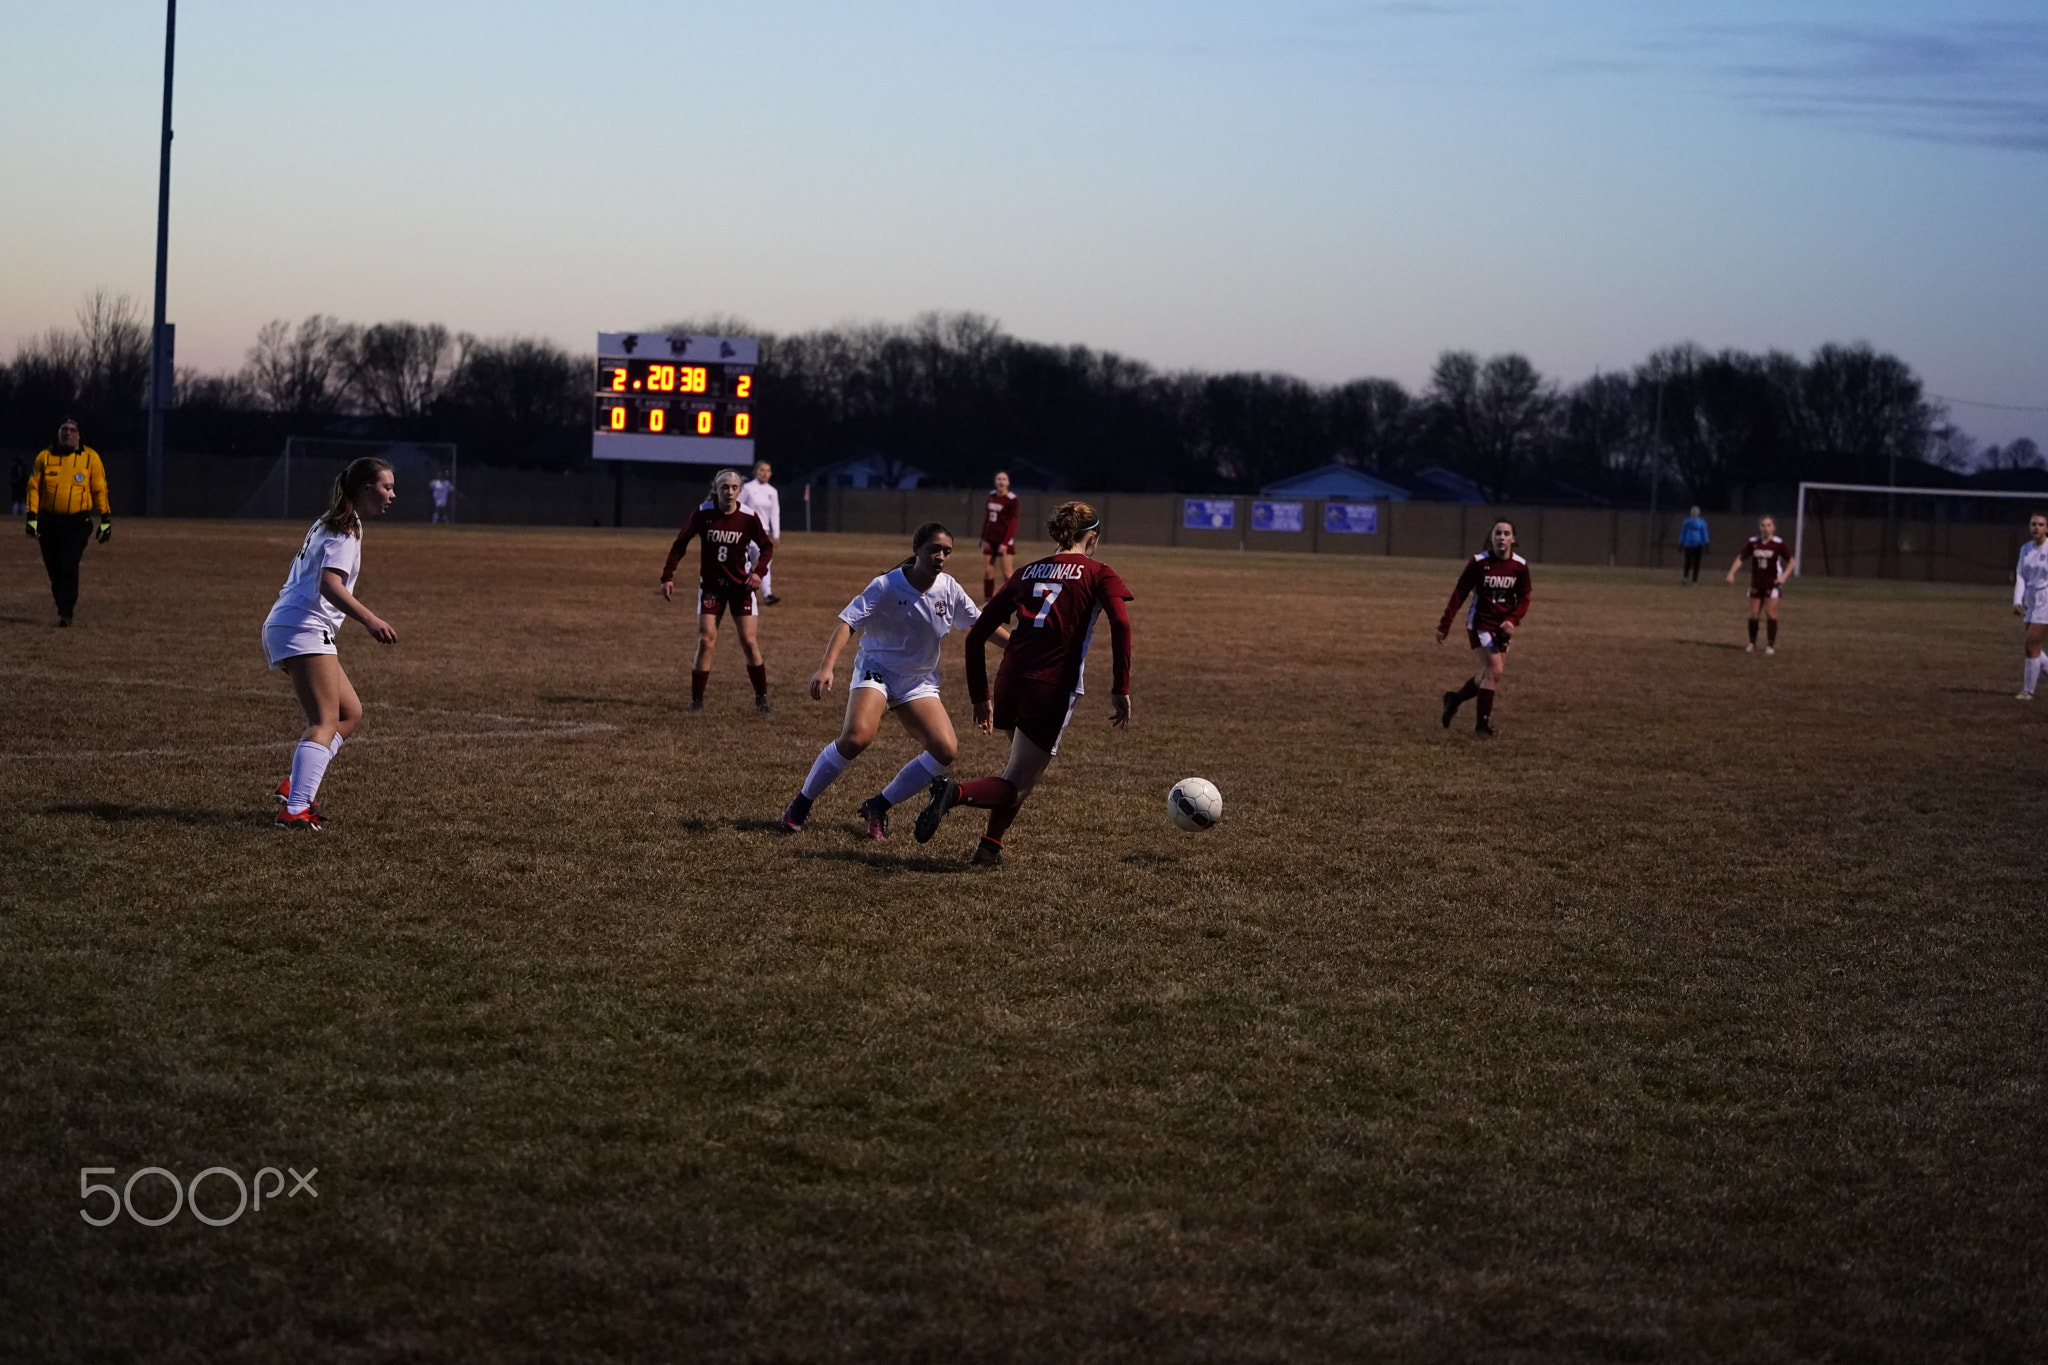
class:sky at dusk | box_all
[4,0,2044,443]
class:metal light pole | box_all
[145,0,177,516]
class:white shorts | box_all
[2027,603,2048,627]
[849,653,940,708]
[263,620,338,669]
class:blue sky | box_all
[4,0,2043,443]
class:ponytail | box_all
[1047,501,1100,550]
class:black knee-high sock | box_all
[1455,678,1481,702]
[746,663,768,697]
[1747,618,1759,644]
[1766,617,1778,646]
[1476,689,1495,725]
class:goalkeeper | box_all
[25,418,113,628]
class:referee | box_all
[25,418,112,627]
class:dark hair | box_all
[1048,501,1100,549]
[899,522,953,570]
[1485,518,1516,551]
[319,457,392,536]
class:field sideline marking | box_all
[0,669,619,762]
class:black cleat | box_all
[779,793,812,833]
[755,694,772,716]
[57,614,72,628]
[913,776,959,844]
[1441,690,1462,728]
[688,698,704,712]
[1474,721,1496,740]
[762,594,781,606]
[971,837,1003,867]
[856,795,890,841]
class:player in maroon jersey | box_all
[980,470,1020,600]
[1436,519,1532,739]
[916,500,1133,865]
[660,468,776,712]
[1725,515,1796,654]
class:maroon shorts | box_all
[1748,583,1781,601]
[991,675,1078,755]
[981,537,1014,556]
[699,581,756,619]
[1467,625,1512,654]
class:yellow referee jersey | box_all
[26,446,111,517]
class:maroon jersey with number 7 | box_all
[967,553,1133,703]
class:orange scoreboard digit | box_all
[591,331,757,462]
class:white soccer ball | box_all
[1167,778,1223,832]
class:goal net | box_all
[241,438,458,522]
[1793,480,2043,582]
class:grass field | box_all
[1,520,2041,1363]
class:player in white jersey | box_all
[428,473,454,524]
[739,460,782,605]
[779,522,1005,839]
[260,457,399,830]
[2012,513,2048,700]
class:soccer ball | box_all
[1167,778,1223,831]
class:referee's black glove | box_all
[23,517,35,538]
[97,516,112,544]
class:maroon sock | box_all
[957,777,1017,809]
[1455,679,1481,702]
[1747,618,1759,644]
[691,670,709,704]
[746,663,768,697]
[983,573,996,600]
[1476,689,1495,724]
[1766,618,1778,646]
[984,802,1020,842]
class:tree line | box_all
[4,293,2036,506]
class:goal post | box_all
[1793,480,2044,578]
[244,437,458,522]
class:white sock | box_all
[2027,656,2042,694]
[286,740,334,814]
[328,733,344,756]
[800,742,853,800]
[879,751,949,808]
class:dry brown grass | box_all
[1,520,2041,1363]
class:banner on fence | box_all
[1323,502,1379,535]
[1183,498,1236,530]
[1252,500,1304,533]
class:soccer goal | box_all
[241,437,458,522]
[1793,480,2043,579]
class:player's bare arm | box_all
[320,567,396,643]
[810,621,856,700]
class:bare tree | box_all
[1425,351,1554,501]
[1980,437,2045,471]
[244,316,343,416]
[75,288,150,412]
[332,321,455,420]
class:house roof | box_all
[1259,463,1410,501]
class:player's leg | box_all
[691,603,720,709]
[785,686,885,830]
[2022,622,2048,698]
[734,606,769,712]
[1746,595,1762,650]
[1442,637,1485,727]
[1764,596,1780,652]
[863,696,958,838]
[999,548,1014,584]
[981,548,998,600]
[1473,646,1506,736]
[279,655,350,820]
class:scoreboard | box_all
[591,331,757,463]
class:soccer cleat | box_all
[2017,692,2035,701]
[856,795,890,841]
[755,694,772,716]
[273,807,324,832]
[1765,646,1775,656]
[779,793,812,833]
[688,699,704,712]
[1474,721,1496,740]
[1745,643,1756,653]
[273,777,290,806]
[913,776,959,844]
[1440,690,1462,729]
[57,614,71,628]
[971,837,1003,867]
[762,594,781,606]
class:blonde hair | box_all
[1047,501,1100,550]
[319,457,391,536]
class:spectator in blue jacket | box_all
[1679,506,1710,584]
